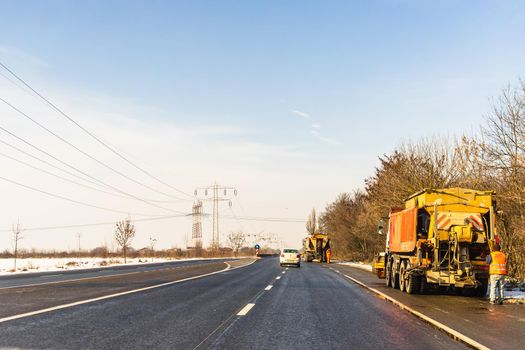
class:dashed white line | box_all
[39,274,63,278]
[276,276,281,280]
[0,271,144,290]
[237,303,255,316]
[434,307,450,314]
[281,271,286,274]
[265,285,273,291]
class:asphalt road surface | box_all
[0,258,470,349]
[331,263,525,350]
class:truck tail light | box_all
[281,254,285,257]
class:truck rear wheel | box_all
[476,279,488,297]
[391,260,400,289]
[420,277,427,294]
[399,261,407,292]
[386,259,393,287]
[406,274,420,294]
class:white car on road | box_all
[280,248,301,268]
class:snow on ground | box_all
[337,261,373,272]
[0,257,231,276]
[337,261,525,302]
[504,290,525,303]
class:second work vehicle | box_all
[280,248,301,268]
[375,188,495,296]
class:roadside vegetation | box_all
[319,80,525,279]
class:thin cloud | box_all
[310,129,341,145]
[0,46,50,67]
[311,123,321,129]
[291,110,311,119]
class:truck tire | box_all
[385,259,393,287]
[406,274,420,294]
[399,261,407,292]
[391,260,400,289]
[420,277,427,294]
[476,279,488,297]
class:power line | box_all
[0,136,116,192]
[0,138,188,204]
[228,205,244,231]
[0,96,191,201]
[0,61,194,199]
[0,150,129,199]
[0,174,168,217]
[0,214,192,233]
[0,124,184,214]
[223,215,304,223]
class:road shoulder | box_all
[330,264,525,350]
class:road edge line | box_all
[0,259,257,324]
[332,268,490,350]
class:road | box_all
[0,257,469,349]
[331,263,525,350]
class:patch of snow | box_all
[505,289,525,302]
[337,261,373,272]
[0,257,234,276]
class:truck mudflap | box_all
[373,253,386,278]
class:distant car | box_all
[280,248,301,268]
[519,282,525,292]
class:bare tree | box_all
[306,208,318,235]
[12,220,23,271]
[481,80,525,277]
[115,217,135,263]
[227,231,246,255]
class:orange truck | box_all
[375,188,496,295]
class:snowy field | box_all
[337,261,525,302]
[0,257,229,276]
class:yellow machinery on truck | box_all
[375,188,495,295]
[303,233,331,262]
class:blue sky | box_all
[1,1,525,250]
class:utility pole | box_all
[12,220,23,272]
[191,201,203,249]
[77,232,82,265]
[149,236,157,262]
[194,182,237,249]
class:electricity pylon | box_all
[191,201,203,248]
[194,182,237,249]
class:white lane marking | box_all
[0,271,144,290]
[39,274,63,278]
[281,271,286,274]
[0,259,257,324]
[335,269,490,350]
[265,285,273,291]
[285,268,289,270]
[276,276,281,280]
[237,303,255,316]
[0,260,242,291]
[434,307,450,314]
